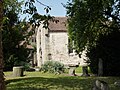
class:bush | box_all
[41,61,64,74]
[14,61,32,71]
[87,30,120,76]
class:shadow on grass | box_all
[6,76,120,90]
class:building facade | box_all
[33,17,88,67]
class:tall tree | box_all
[66,0,120,52]
[2,0,53,70]
[66,0,120,76]
[0,0,52,89]
[3,0,34,71]
[0,0,5,89]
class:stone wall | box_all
[36,27,88,66]
[35,18,89,67]
[49,32,69,63]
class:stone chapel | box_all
[30,17,88,67]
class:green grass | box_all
[64,66,83,74]
[75,66,92,73]
[4,71,120,90]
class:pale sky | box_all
[19,0,68,19]
[35,0,68,16]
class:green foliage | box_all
[2,0,54,71]
[87,30,120,76]
[66,0,120,53]
[2,0,33,71]
[65,0,120,76]
[41,61,64,74]
[23,0,53,28]
[4,0,23,14]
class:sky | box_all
[20,0,68,19]
[35,0,68,16]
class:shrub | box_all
[87,30,120,76]
[41,61,64,74]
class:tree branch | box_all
[36,0,50,7]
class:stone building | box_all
[31,17,88,67]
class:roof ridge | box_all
[48,16,67,32]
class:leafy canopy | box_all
[66,0,120,53]
[3,0,32,70]
[2,0,53,70]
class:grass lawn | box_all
[4,71,120,90]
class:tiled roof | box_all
[48,17,67,32]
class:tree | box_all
[66,0,120,52]
[0,0,52,89]
[87,30,120,76]
[2,0,53,70]
[3,0,33,71]
[0,0,5,89]
[66,0,120,76]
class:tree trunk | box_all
[0,0,5,89]
[0,34,5,90]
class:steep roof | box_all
[48,17,67,32]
